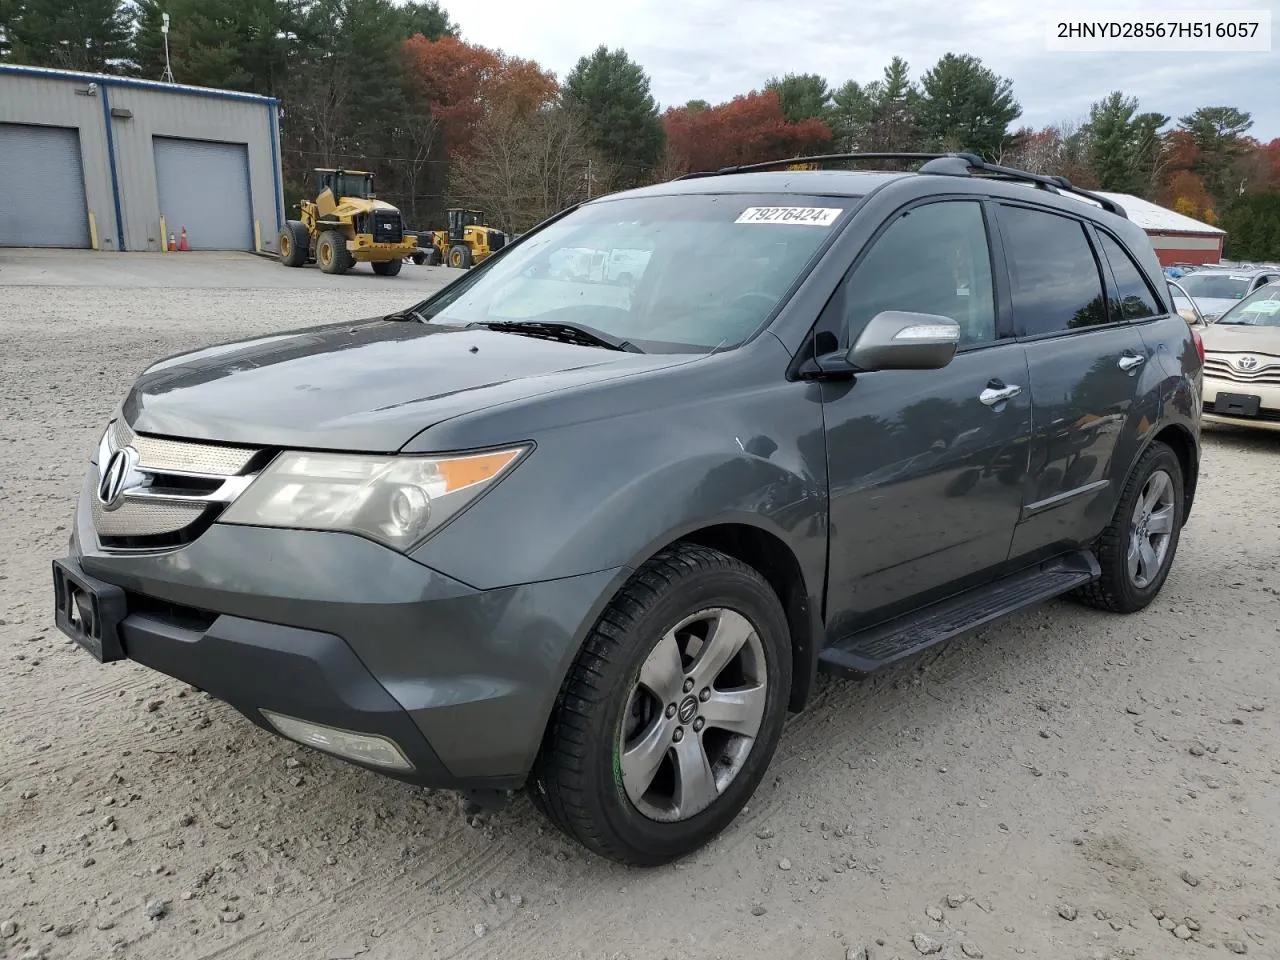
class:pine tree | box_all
[563,45,664,187]
[7,0,133,72]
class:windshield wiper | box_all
[384,307,427,323]
[475,320,644,353]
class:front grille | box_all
[92,421,262,549]
[1204,353,1280,386]
[109,419,256,476]
[372,211,403,243]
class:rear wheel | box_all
[317,230,351,275]
[1076,441,1184,613]
[372,258,402,277]
[530,544,791,865]
[447,244,473,269]
[278,220,309,268]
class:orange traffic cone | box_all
[178,226,189,251]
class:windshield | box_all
[412,193,855,353]
[1216,282,1280,326]
[1176,274,1251,300]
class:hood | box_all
[122,318,690,452]
[1201,322,1280,356]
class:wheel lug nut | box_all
[693,718,705,733]
[665,704,677,719]
[699,688,710,702]
[683,678,695,694]
[673,727,684,742]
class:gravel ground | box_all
[3,254,1280,960]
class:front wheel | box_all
[447,244,473,269]
[531,544,791,865]
[1075,440,1184,613]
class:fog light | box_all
[260,710,413,772]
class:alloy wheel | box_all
[1128,468,1176,588]
[618,607,768,823]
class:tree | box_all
[917,52,1020,157]
[1177,106,1253,203]
[395,0,456,40]
[7,0,133,72]
[132,0,300,93]
[765,72,831,124]
[1221,193,1280,260]
[1164,170,1215,223]
[452,106,606,234]
[662,90,832,173]
[1078,92,1168,196]
[562,45,664,186]
[401,34,557,158]
[829,57,920,152]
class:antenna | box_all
[160,13,175,83]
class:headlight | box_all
[220,446,528,551]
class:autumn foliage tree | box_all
[662,90,833,174]
[400,34,557,159]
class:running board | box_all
[818,551,1100,676]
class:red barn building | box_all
[1094,192,1226,267]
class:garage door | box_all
[0,123,91,248]
[153,137,253,250]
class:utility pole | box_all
[585,158,593,200]
[160,13,175,83]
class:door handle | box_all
[979,382,1022,406]
[1118,353,1146,372]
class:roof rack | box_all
[673,151,1128,219]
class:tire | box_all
[530,544,792,866]
[372,258,402,277]
[447,244,473,269]
[1075,441,1184,614]
[411,250,427,266]
[278,220,309,268]
[317,230,351,275]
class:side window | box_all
[838,200,998,349]
[999,205,1110,336]
[1098,232,1161,320]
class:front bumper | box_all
[1202,373,1280,432]
[62,472,626,790]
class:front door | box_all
[820,198,1032,638]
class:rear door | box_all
[994,203,1150,562]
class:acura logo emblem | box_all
[97,447,140,511]
[1237,355,1259,371]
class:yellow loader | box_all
[423,209,509,269]
[279,169,418,276]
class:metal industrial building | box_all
[1077,191,1227,267]
[0,64,283,253]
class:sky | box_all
[441,0,1280,140]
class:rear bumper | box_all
[64,472,627,790]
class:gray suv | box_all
[52,153,1202,865]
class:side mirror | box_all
[1166,278,1207,325]
[847,311,962,372]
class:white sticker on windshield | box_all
[1242,299,1280,314]
[735,206,843,226]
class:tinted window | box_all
[1099,233,1160,320]
[839,200,998,349]
[1000,206,1109,336]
